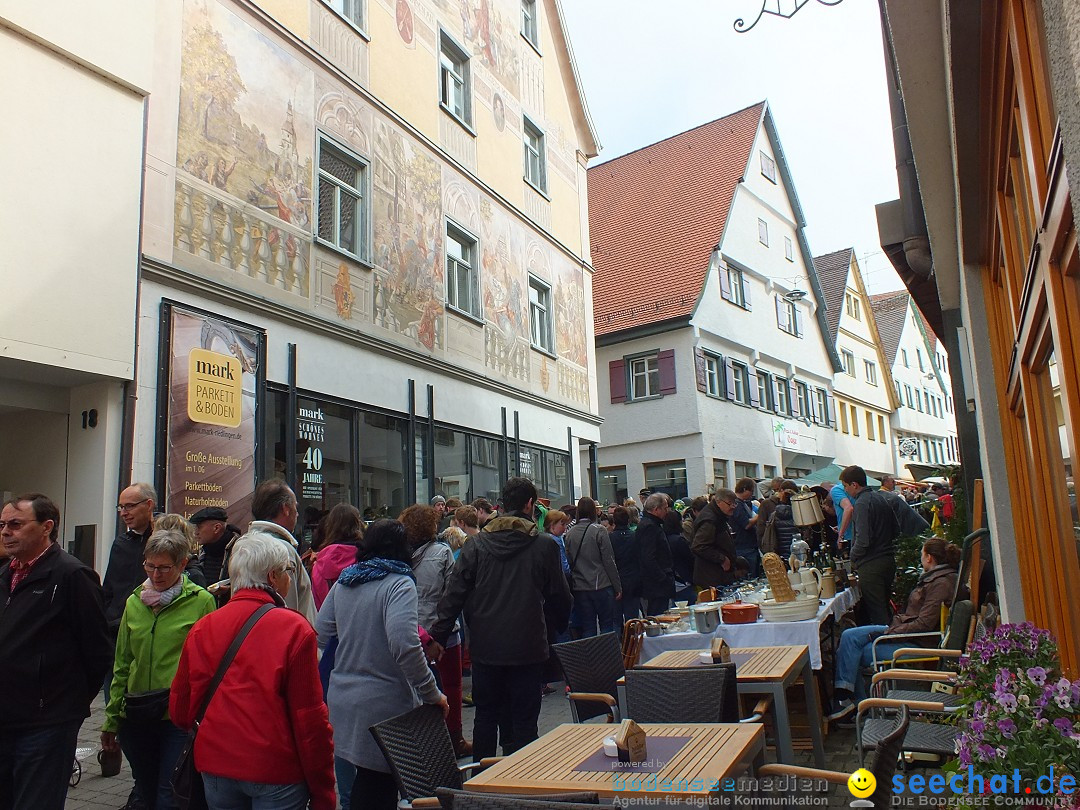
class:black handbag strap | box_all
[192,602,274,727]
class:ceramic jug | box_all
[819,568,836,598]
[798,567,822,598]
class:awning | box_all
[793,463,881,488]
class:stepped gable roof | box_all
[813,248,854,342]
[587,102,766,337]
[869,290,910,366]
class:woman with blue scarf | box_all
[315,519,448,810]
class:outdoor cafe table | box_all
[463,722,765,802]
[621,645,825,769]
[638,586,861,670]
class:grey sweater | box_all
[564,520,622,593]
[315,572,442,771]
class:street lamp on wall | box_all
[782,289,807,303]
[734,0,845,34]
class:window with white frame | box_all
[520,0,539,48]
[841,349,855,376]
[924,390,931,412]
[734,461,757,480]
[864,360,877,385]
[704,354,721,397]
[845,292,861,320]
[784,236,794,261]
[727,266,747,307]
[865,411,875,441]
[815,388,828,424]
[439,32,471,125]
[917,348,925,371]
[445,221,480,318]
[629,355,659,400]
[317,137,367,259]
[522,116,546,192]
[644,461,688,500]
[731,361,751,405]
[795,381,810,419]
[758,218,769,246]
[760,152,777,182]
[528,275,553,353]
[905,384,914,408]
[757,370,773,410]
[902,349,909,367]
[713,459,728,490]
[775,377,790,415]
[777,296,799,335]
[323,0,364,30]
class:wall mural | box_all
[430,0,521,94]
[175,0,315,295]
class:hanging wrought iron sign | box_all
[734,0,845,34]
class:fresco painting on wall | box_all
[176,0,314,291]
[430,0,520,94]
[554,259,587,367]
[479,198,529,381]
[372,119,445,351]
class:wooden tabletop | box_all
[464,723,763,799]
[638,645,808,682]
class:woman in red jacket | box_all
[170,532,335,810]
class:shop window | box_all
[599,466,628,507]
[645,461,688,501]
[763,465,777,479]
[470,435,502,504]
[433,428,470,502]
[262,389,289,483]
[295,397,354,546]
[358,411,409,520]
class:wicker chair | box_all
[370,704,502,808]
[435,791,603,810]
[434,789,599,809]
[758,706,908,810]
[856,697,957,763]
[551,633,624,723]
[624,664,740,723]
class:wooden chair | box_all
[758,706,908,810]
[370,704,502,808]
[551,633,624,723]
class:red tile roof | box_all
[587,102,766,336]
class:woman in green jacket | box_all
[101,527,215,810]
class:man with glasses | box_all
[690,488,740,588]
[102,483,158,642]
[0,493,111,810]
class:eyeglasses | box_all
[143,563,176,575]
[118,499,150,513]
[0,519,35,531]
[277,564,296,575]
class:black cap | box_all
[189,507,228,524]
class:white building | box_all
[0,2,154,568]
[587,103,841,502]
[814,249,898,478]
[870,292,959,480]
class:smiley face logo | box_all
[847,768,876,798]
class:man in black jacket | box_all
[430,477,572,759]
[102,482,158,636]
[841,465,901,625]
[189,505,240,585]
[691,489,739,587]
[0,493,112,810]
[638,493,674,615]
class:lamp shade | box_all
[790,491,825,526]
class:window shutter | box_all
[724,358,736,401]
[773,377,784,414]
[742,276,752,310]
[794,307,803,337]
[658,350,677,395]
[747,369,760,408]
[826,391,837,426]
[609,359,626,404]
[775,296,787,331]
[693,347,707,393]
[718,265,732,302]
[789,380,801,419]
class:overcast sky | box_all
[560,0,906,295]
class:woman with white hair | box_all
[170,532,335,810]
[100,528,215,810]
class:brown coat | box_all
[887,565,959,636]
[690,501,737,587]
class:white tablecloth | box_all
[638,586,861,670]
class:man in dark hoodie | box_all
[690,489,739,588]
[430,476,572,759]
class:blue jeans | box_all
[335,755,355,810]
[0,720,81,810]
[574,587,617,637]
[202,774,309,810]
[834,625,905,703]
[119,719,189,810]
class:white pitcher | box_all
[799,567,822,598]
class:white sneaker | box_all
[825,698,855,722]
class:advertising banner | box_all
[163,304,263,526]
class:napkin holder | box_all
[711,637,731,664]
[614,719,648,764]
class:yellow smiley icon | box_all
[848,768,876,798]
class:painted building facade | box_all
[588,103,840,503]
[125,0,599,561]
[814,249,898,478]
[0,2,154,568]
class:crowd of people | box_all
[0,464,968,810]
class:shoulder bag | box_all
[172,602,275,810]
[760,513,780,555]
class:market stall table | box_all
[638,586,860,669]
[463,722,765,802]
[624,645,825,768]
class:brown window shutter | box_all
[718,264,732,301]
[658,350,677,395]
[747,369,760,408]
[609,359,626,403]
[693,347,708,393]
[724,357,736,401]
[789,380,802,419]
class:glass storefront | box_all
[510,444,572,507]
